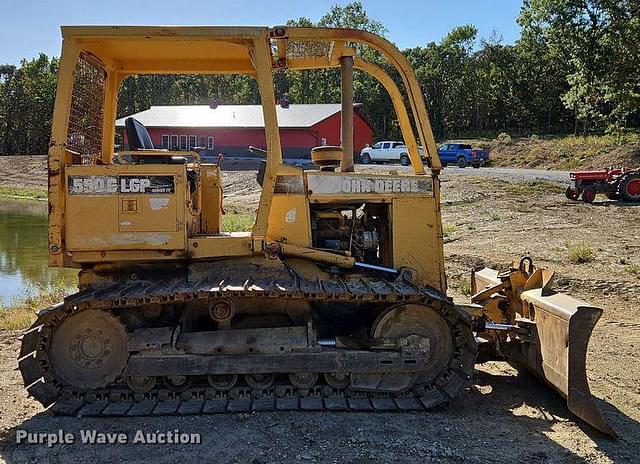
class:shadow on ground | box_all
[0,364,637,464]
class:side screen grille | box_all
[66,52,106,164]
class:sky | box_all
[0,0,523,65]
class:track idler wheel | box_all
[48,310,128,391]
[373,303,454,386]
[350,303,475,395]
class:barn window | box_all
[161,135,169,148]
[199,136,206,148]
[180,135,188,150]
[321,137,327,146]
[170,135,178,150]
[207,136,215,150]
[189,135,197,150]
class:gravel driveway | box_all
[441,166,571,184]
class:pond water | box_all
[0,198,77,303]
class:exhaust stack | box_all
[340,55,354,172]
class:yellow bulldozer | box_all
[18,25,613,435]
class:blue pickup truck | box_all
[437,143,489,168]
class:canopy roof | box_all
[62,26,264,74]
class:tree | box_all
[407,25,478,138]
[279,2,393,139]
[0,55,58,155]
[519,0,640,136]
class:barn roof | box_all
[115,104,362,129]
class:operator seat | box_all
[124,117,174,164]
[125,117,155,150]
[124,117,198,192]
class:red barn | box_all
[115,103,373,159]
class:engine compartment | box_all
[310,203,391,267]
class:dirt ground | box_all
[0,156,47,190]
[0,160,638,463]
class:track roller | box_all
[288,373,318,389]
[324,372,350,389]
[163,375,193,392]
[207,374,238,391]
[244,373,275,390]
[126,376,157,393]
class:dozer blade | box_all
[511,289,615,436]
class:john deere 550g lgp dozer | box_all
[18,25,612,434]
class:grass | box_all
[554,133,640,148]
[442,223,458,237]
[489,212,501,221]
[0,186,47,200]
[624,263,640,276]
[553,133,640,169]
[464,132,640,170]
[457,279,473,296]
[0,281,69,330]
[222,213,256,232]
[450,277,473,296]
[564,241,596,264]
[465,132,640,148]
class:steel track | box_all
[18,273,477,417]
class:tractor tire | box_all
[399,154,410,166]
[457,157,467,168]
[360,153,371,164]
[582,188,596,204]
[565,187,580,201]
[620,173,640,202]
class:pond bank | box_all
[0,197,77,304]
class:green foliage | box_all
[442,223,457,237]
[406,25,480,139]
[457,279,472,297]
[282,2,393,140]
[496,132,512,144]
[0,54,58,155]
[117,74,260,120]
[564,241,595,264]
[450,277,473,296]
[519,0,640,136]
[624,264,640,276]
[0,186,47,200]
[222,213,255,232]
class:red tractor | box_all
[566,167,640,203]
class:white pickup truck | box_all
[358,141,424,166]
